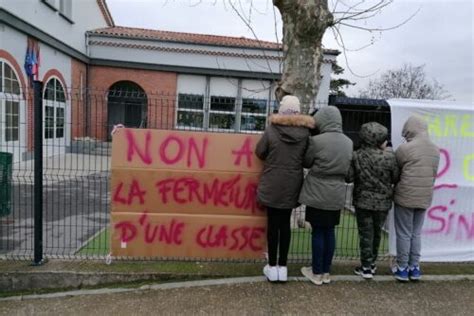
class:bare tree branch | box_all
[333,0,366,17]
[324,1,421,79]
[331,0,341,13]
[189,0,203,7]
[271,0,283,73]
[332,0,420,33]
[342,9,383,22]
[271,2,280,44]
[248,0,253,25]
[238,0,248,22]
[332,24,379,78]
[177,0,424,105]
[226,0,275,75]
[335,0,388,14]
[339,7,420,32]
[334,0,391,23]
[359,63,452,100]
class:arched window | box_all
[1,60,21,142]
[43,77,66,140]
[107,81,147,140]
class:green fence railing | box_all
[0,152,13,218]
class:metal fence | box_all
[0,82,392,263]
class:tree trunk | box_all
[273,0,333,111]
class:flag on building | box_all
[24,39,40,86]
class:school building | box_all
[0,0,339,162]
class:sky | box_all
[106,0,473,103]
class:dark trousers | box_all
[267,207,292,266]
[355,208,388,268]
[309,224,336,274]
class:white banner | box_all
[388,99,474,262]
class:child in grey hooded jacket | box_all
[393,116,440,282]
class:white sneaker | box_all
[322,273,331,284]
[301,266,323,286]
[263,265,278,282]
[278,266,288,282]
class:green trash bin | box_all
[0,152,13,217]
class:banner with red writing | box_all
[388,99,474,262]
[110,128,266,259]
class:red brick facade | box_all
[71,59,87,139]
[88,66,177,140]
[42,69,69,94]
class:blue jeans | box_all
[311,226,336,274]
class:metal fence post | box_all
[33,80,44,265]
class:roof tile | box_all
[90,26,280,49]
[89,26,339,55]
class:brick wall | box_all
[71,58,87,139]
[88,66,177,141]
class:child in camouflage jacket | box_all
[346,122,400,279]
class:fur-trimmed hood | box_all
[270,114,315,128]
[269,114,314,143]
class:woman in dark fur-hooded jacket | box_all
[255,95,315,283]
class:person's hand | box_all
[380,140,388,150]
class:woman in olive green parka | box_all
[299,106,353,285]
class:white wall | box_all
[39,41,72,88]
[0,23,28,162]
[241,79,272,99]
[40,37,73,155]
[1,23,72,89]
[209,77,238,97]
[90,43,282,74]
[89,37,336,104]
[177,74,206,94]
[316,54,337,106]
[0,23,29,86]
[1,24,73,159]
[90,36,282,58]
[1,0,109,54]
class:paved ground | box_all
[0,154,110,256]
[12,154,111,183]
[1,280,473,315]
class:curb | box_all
[1,275,473,302]
[0,271,187,293]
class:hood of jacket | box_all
[402,115,428,141]
[314,106,343,133]
[359,122,388,147]
[270,114,314,143]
